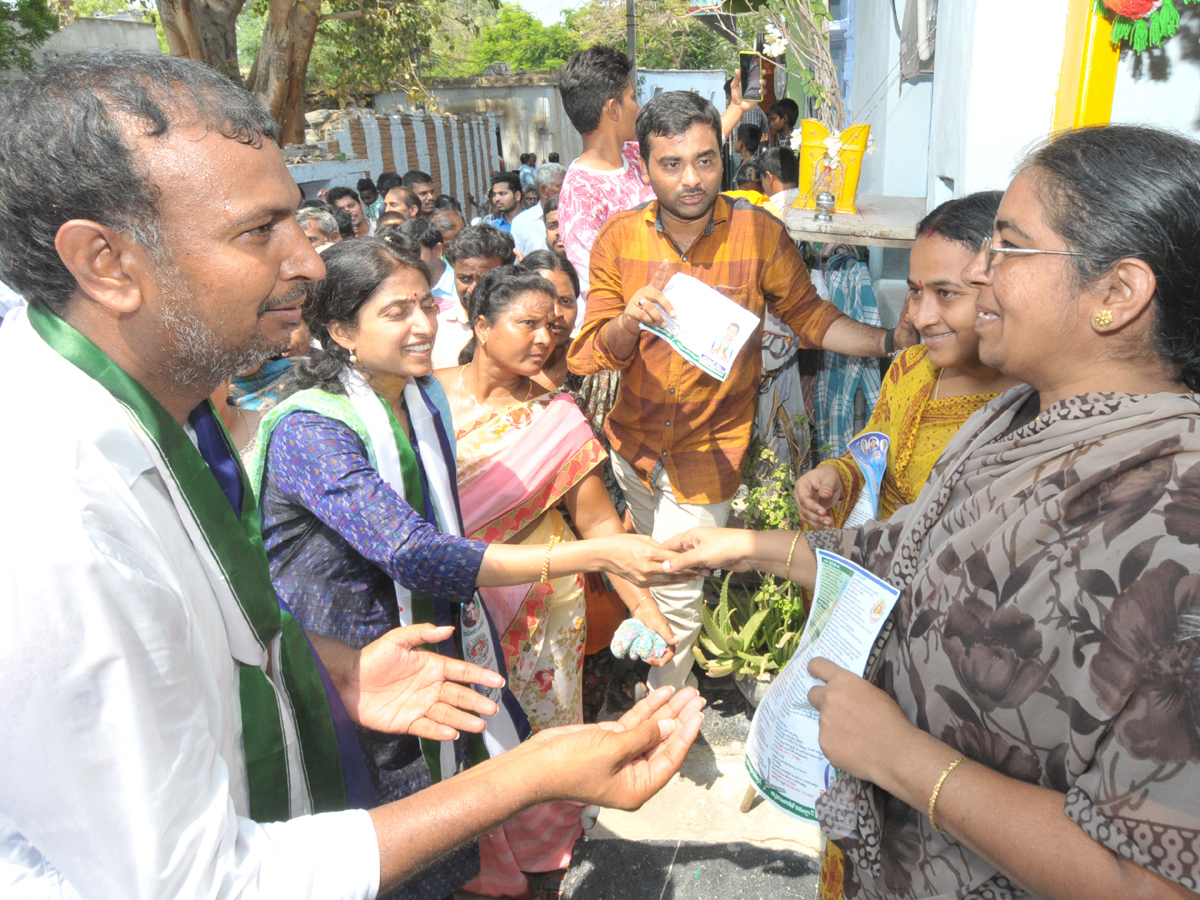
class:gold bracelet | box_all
[540,535,559,585]
[928,756,967,835]
[783,531,802,581]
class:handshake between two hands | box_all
[608,526,758,587]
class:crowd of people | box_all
[1,36,1199,900]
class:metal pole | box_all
[626,0,637,85]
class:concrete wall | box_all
[36,17,160,58]
[637,69,727,107]
[848,0,932,200]
[926,0,1071,208]
[1109,7,1200,139]
[831,2,1200,321]
[288,111,500,222]
[416,73,584,166]
[847,0,934,318]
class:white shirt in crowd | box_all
[510,203,547,257]
[770,187,800,215]
[0,309,380,900]
[0,280,24,322]
[432,292,473,371]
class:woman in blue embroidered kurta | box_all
[250,238,678,900]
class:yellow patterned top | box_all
[821,344,1000,525]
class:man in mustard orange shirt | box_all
[568,90,914,690]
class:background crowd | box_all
[2,40,1200,900]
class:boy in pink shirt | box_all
[558,46,756,307]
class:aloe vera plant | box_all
[694,570,806,681]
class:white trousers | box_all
[611,453,733,691]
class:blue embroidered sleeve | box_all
[268,411,485,601]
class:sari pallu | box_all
[807,388,1200,899]
[457,390,607,692]
[455,392,606,898]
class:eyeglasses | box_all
[981,236,1086,275]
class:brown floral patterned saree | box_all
[808,387,1200,899]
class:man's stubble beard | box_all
[156,260,299,393]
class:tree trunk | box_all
[246,0,322,146]
[158,0,247,83]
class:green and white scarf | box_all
[246,368,529,782]
[28,304,347,822]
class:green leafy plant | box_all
[2,0,57,71]
[695,418,818,682]
[694,570,805,680]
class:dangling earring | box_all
[1092,310,1114,330]
[349,348,358,364]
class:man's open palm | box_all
[345,624,505,740]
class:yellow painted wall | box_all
[1053,0,1121,132]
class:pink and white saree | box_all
[455,391,607,897]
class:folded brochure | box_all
[745,549,900,822]
[638,272,761,381]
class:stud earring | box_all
[349,348,358,364]
[1092,310,1114,330]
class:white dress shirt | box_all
[510,204,547,257]
[0,310,381,900]
[432,294,474,371]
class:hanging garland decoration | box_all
[1096,0,1200,51]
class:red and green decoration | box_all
[1096,0,1199,51]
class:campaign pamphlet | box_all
[844,431,889,527]
[639,273,761,381]
[745,549,901,822]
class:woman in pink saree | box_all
[436,266,675,899]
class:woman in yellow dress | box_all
[794,191,1017,531]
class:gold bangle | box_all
[783,531,802,581]
[928,756,967,835]
[540,535,559,585]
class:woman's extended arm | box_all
[664,527,819,590]
[806,659,1199,900]
[269,413,684,594]
[476,529,682,589]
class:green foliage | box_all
[236,0,266,74]
[695,414,822,682]
[694,571,805,680]
[237,0,458,100]
[1,0,56,70]
[466,4,580,72]
[428,0,735,78]
[567,0,736,71]
[311,0,439,100]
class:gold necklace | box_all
[932,367,944,401]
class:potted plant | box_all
[694,569,806,707]
[693,432,814,706]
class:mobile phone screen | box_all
[739,51,762,103]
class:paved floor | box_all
[459,669,824,899]
[563,670,823,899]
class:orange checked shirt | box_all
[567,195,845,505]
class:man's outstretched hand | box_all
[312,625,505,741]
[526,686,705,810]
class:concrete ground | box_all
[563,670,823,899]
[458,668,824,899]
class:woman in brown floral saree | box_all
[666,125,1200,900]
